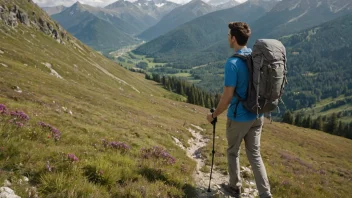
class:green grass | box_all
[296,95,352,122]
[0,4,200,196]
[170,73,192,77]
[118,52,167,69]
[199,120,352,198]
[340,116,352,123]
[200,165,210,173]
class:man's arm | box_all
[213,86,234,117]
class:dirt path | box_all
[172,124,259,198]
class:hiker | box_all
[206,22,272,198]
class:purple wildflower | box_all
[51,127,61,141]
[10,111,29,121]
[67,153,79,162]
[15,122,24,128]
[38,122,48,128]
[140,146,176,165]
[0,104,7,114]
[109,141,130,153]
[38,122,61,141]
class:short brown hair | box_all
[228,22,251,46]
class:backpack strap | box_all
[231,54,249,118]
[233,92,245,118]
[232,54,248,60]
[255,55,264,117]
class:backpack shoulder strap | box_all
[230,53,252,118]
[231,54,250,60]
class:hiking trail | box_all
[173,124,259,198]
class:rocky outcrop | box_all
[0,2,70,44]
[7,11,17,27]
[17,9,29,26]
[0,187,21,198]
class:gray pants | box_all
[226,117,272,198]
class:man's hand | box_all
[206,113,214,123]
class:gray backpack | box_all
[233,39,287,117]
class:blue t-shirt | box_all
[224,47,260,122]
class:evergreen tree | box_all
[343,124,349,138]
[315,116,324,131]
[199,92,205,107]
[145,73,150,80]
[337,121,344,136]
[214,94,221,108]
[305,116,312,128]
[295,114,302,126]
[330,113,338,134]
[180,84,185,96]
[282,111,294,124]
[347,122,352,139]
[162,76,166,86]
[205,95,212,108]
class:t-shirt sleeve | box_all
[224,60,237,87]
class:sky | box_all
[33,0,248,7]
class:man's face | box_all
[228,30,235,48]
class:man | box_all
[206,22,272,198]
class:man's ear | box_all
[232,36,237,44]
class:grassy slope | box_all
[200,120,352,198]
[295,95,352,122]
[0,1,351,197]
[0,6,203,196]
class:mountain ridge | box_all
[138,0,215,41]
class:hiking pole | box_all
[208,108,217,192]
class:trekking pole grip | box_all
[210,108,217,125]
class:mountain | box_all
[104,0,179,25]
[250,0,352,42]
[138,0,216,41]
[190,0,352,102]
[188,12,352,112]
[216,0,241,10]
[103,0,159,29]
[206,0,234,6]
[55,1,155,35]
[132,0,180,20]
[135,0,352,69]
[42,5,67,15]
[51,2,139,53]
[50,0,180,52]
[134,0,279,67]
[279,13,352,111]
[1,1,352,198]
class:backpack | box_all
[232,39,287,118]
